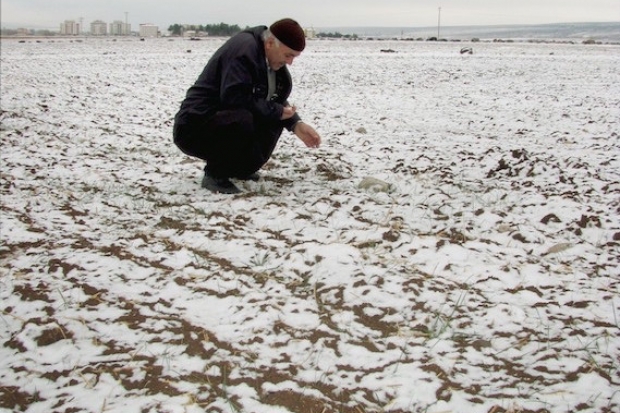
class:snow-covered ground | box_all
[1,37,619,413]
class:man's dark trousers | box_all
[173,109,283,179]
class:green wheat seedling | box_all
[425,289,468,344]
[247,251,271,268]
[56,288,73,310]
[151,345,179,374]
[221,364,241,413]
[576,334,619,379]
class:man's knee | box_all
[173,121,205,159]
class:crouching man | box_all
[173,18,321,194]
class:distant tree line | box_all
[165,24,362,40]
[1,28,58,36]
[168,23,246,36]
[316,32,359,39]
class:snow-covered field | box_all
[1,37,619,413]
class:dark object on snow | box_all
[460,47,473,55]
[380,49,397,53]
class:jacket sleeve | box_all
[283,110,302,132]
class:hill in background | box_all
[317,22,620,42]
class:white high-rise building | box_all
[139,24,159,38]
[60,20,81,35]
[90,20,107,36]
[109,20,131,36]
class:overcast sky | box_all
[2,0,619,30]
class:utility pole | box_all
[437,7,441,40]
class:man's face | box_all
[265,37,301,70]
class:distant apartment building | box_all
[304,27,317,39]
[109,20,131,36]
[60,20,81,35]
[90,20,107,36]
[139,24,159,38]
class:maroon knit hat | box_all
[269,18,306,52]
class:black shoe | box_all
[201,172,240,194]
[238,172,261,182]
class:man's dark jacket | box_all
[174,26,301,131]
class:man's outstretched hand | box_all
[294,122,321,148]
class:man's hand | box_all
[281,105,297,120]
[294,122,321,148]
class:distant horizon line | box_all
[2,20,619,31]
[319,21,619,28]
